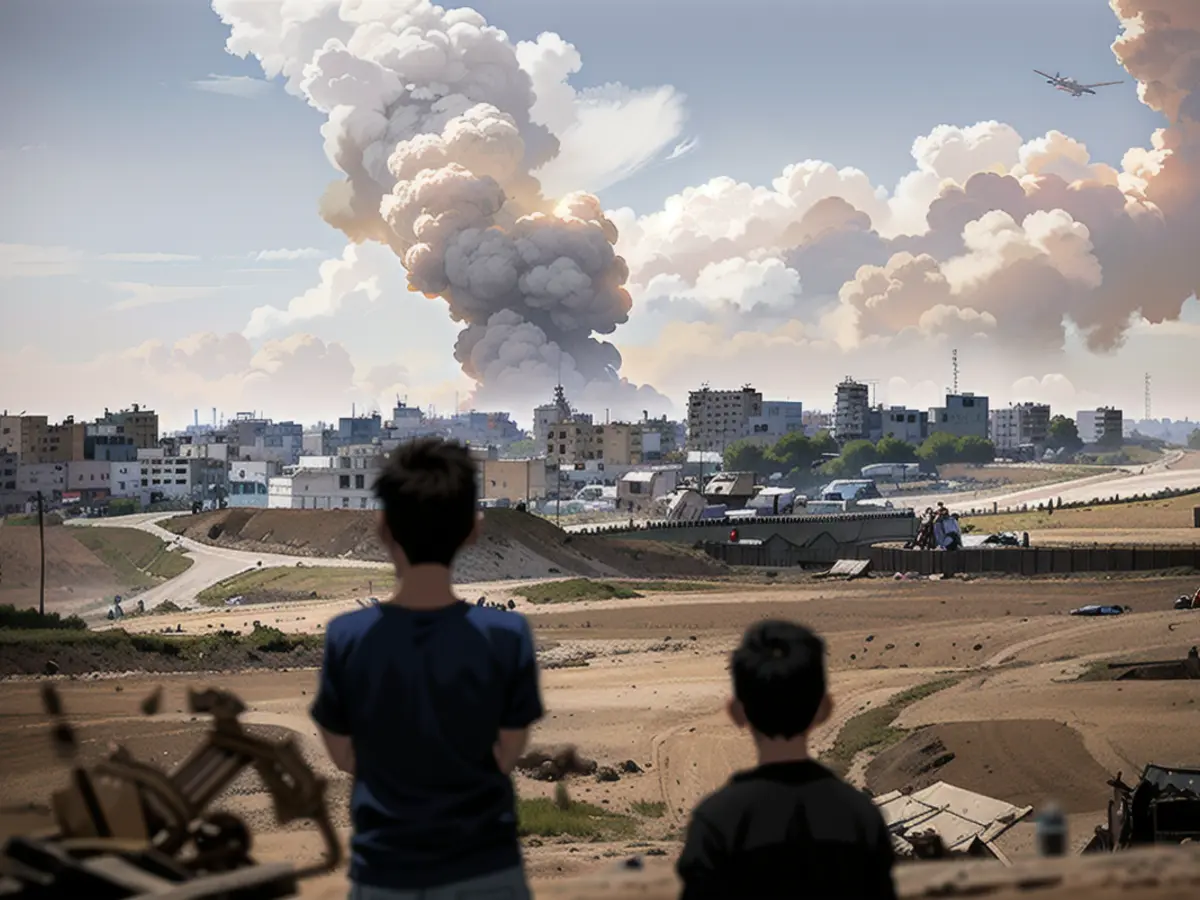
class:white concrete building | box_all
[746,401,804,445]
[227,460,276,508]
[268,455,381,510]
[136,449,228,503]
[1077,407,1123,445]
[878,406,928,445]
[17,462,67,498]
[990,403,1052,455]
[833,378,871,441]
[616,468,679,511]
[109,461,145,501]
[928,393,990,439]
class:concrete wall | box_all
[871,544,1200,575]
[605,511,917,563]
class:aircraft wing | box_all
[1083,80,1124,88]
[1033,69,1057,80]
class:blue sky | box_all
[1,0,1194,428]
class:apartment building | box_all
[16,462,67,498]
[227,460,277,508]
[136,449,228,502]
[268,454,382,510]
[1077,407,1124,445]
[990,403,1051,455]
[65,460,113,503]
[928,393,990,439]
[879,406,929,445]
[687,385,763,450]
[746,401,804,445]
[226,414,304,465]
[478,457,547,503]
[84,424,138,462]
[96,405,159,449]
[833,378,871,441]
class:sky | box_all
[2,0,1198,430]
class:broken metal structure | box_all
[0,688,339,898]
[1086,764,1200,852]
[874,782,1033,863]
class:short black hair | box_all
[373,438,478,567]
[731,620,826,739]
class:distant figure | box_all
[310,438,542,898]
[676,621,897,899]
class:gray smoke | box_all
[212,0,669,416]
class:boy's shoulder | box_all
[464,604,532,636]
[325,605,381,643]
[695,761,880,824]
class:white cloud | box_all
[252,247,325,261]
[190,74,272,98]
[0,244,198,278]
[517,32,686,196]
[666,137,699,161]
[242,243,402,338]
[109,282,218,311]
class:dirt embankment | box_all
[0,525,121,612]
[166,508,727,581]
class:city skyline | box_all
[3,0,1199,428]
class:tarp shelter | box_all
[874,781,1032,860]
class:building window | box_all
[339,475,350,489]
[355,474,365,489]
[342,497,350,508]
[360,497,368,509]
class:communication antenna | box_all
[952,349,960,394]
[1144,372,1152,421]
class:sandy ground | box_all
[3,572,1200,895]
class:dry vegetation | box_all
[964,490,1200,533]
[196,565,393,606]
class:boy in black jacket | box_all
[677,620,897,899]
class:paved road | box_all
[899,451,1200,513]
[66,512,384,615]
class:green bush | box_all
[0,604,88,631]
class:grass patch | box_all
[196,566,392,606]
[0,623,322,656]
[3,513,64,527]
[517,578,643,605]
[71,527,193,587]
[618,580,725,593]
[517,797,637,839]
[821,677,960,777]
[630,800,667,818]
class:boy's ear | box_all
[726,697,748,729]
[812,693,834,729]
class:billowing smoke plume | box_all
[613,0,1200,381]
[211,0,671,415]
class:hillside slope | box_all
[165,508,726,581]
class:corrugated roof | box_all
[875,782,1032,855]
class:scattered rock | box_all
[140,687,163,716]
[596,766,620,783]
[973,643,983,651]
[865,635,875,642]
[619,760,643,774]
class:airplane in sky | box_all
[1034,70,1124,97]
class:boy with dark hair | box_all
[310,438,543,899]
[677,620,896,900]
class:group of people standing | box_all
[911,502,962,551]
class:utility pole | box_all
[36,491,46,618]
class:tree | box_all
[1189,429,1200,450]
[874,436,919,463]
[810,430,838,456]
[955,435,996,464]
[767,432,818,472]
[1046,415,1083,453]
[839,439,879,475]
[917,431,960,465]
[723,439,766,475]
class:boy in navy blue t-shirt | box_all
[311,438,543,898]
